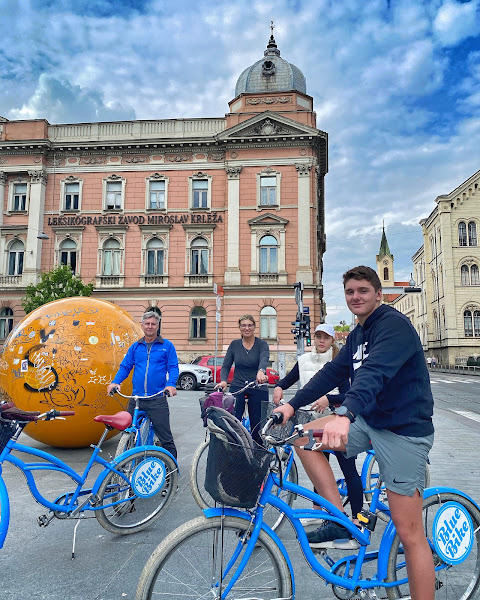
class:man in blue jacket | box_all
[107,311,179,459]
[275,266,434,600]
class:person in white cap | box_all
[273,323,363,537]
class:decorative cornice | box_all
[0,171,7,185]
[225,166,242,179]
[28,169,47,185]
[295,163,312,176]
[246,96,292,105]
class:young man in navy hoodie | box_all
[274,266,434,600]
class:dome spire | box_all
[265,20,280,56]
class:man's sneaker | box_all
[307,520,359,550]
[299,517,324,529]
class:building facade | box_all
[0,35,328,365]
[393,170,480,365]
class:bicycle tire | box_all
[365,454,431,522]
[385,492,480,599]
[135,515,293,600]
[189,439,298,532]
[114,431,136,458]
[96,449,178,535]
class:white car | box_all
[176,364,212,391]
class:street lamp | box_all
[37,232,49,240]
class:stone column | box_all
[224,166,242,285]
[23,169,48,285]
[295,163,313,284]
[0,171,7,227]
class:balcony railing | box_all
[186,274,210,285]
[144,275,165,286]
[259,273,279,283]
[98,275,123,286]
[0,275,21,286]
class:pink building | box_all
[0,35,328,367]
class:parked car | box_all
[176,363,212,391]
[191,356,280,385]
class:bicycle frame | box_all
[202,463,480,597]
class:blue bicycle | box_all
[136,408,480,599]
[0,398,178,556]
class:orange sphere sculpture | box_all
[0,298,142,447]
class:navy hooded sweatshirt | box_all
[289,304,434,437]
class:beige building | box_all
[0,34,327,367]
[395,170,480,365]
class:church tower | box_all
[376,226,394,287]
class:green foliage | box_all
[334,322,350,332]
[22,265,94,314]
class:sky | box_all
[1,0,480,325]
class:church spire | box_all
[378,224,393,260]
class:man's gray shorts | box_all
[344,415,434,496]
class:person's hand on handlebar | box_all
[256,369,268,384]
[214,380,227,391]
[164,385,177,397]
[310,395,329,413]
[272,402,294,424]
[272,386,284,406]
[107,383,120,395]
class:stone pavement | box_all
[0,389,479,599]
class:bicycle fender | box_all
[376,486,480,579]
[0,475,10,549]
[92,445,179,495]
[203,506,295,595]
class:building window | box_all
[260,306,277,339]
[0,308,14,339]
[8,240,24,275]
[464,310,473,337]
[190,306,206,339]
[190,237,208,275]
[102,238,121,275]
[468,221,477,246]
[260,176,277,206]
[106,181,122,210]
[64,182,79,211]
[259,235,278,273]
[13,183,27,211]
[148,180,166,210]
[383,267,389,281]
[475,311,480,337]
[192,179,208,209]
[459,222,467,246]
[472,264,480,285]
[461,265,470,285]
[59,238,77,274]
[146,238,164,275]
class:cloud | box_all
[8,74,136,123]
[433,0,480,47]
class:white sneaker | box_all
[299,517,325,528]
[310,538,360,550]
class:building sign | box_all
[47,212,223,227]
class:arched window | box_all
[383,266,389,281]
[474,311,480,337]
[468,221,477,246]
[461,265,470,286]
[59,238,77,274]
[459,222,467,246]
[260,306,277,339]
[190,306,206,339]
[190,237,208,275]
[8,240,24,275]
[472,264,480,286]
[102,238,121,275]
[146,238,164,275]
[0,308,14,339]
[464,310,473,337]
[259,235,278,273]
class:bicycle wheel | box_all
[96,448,178,535]
[364,455,431,522]
[115,417,153,458]
[135,515,293,600]
[386,492,480,599]
[189,439,298,532]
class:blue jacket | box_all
[290,304,434,437]
[112,336,179,396]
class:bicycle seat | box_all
[94,411,132,431]
[1,405,41,421]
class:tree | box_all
[334,320,350,332]
[22,265,94,314]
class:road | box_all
[1,375,480,599]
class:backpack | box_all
[199,391,235,427]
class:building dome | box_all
[235,34,307,97]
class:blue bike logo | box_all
[132,459,167,498]
[433,502,474,564]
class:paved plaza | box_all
[1,377,480,599]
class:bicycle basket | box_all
[0,420,16,452]
[205,406,272,508]
[264,403,319,443]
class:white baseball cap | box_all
[314,323,335,338]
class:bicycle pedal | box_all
[357,509,377,532]
[37,514,53,527]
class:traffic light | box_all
[291,321,300,344]
[304,315,311,346]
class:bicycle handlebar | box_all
[110,388,170,399]
[229,381,268,396]
[261,415,324,450]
